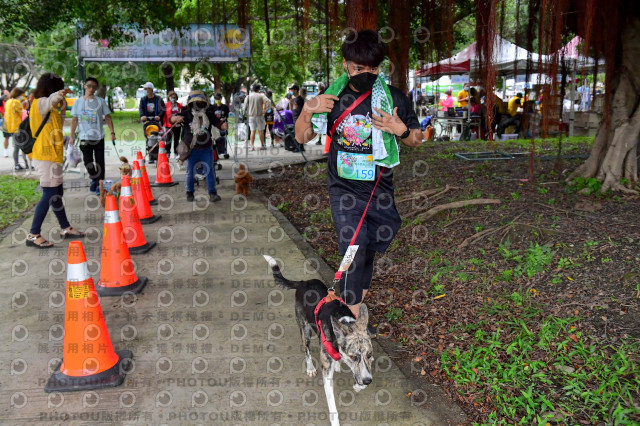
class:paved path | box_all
[0,136,467,425]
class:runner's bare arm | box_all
[372,107,423,147]
[295,94,339,144]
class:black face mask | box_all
[348,70,378,92]
[193,102,207,110]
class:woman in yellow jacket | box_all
[26,73,85,248]
[3,88,29,170]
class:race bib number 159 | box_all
[337,152,375,181]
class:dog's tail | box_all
[263,255,299,290]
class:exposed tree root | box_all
[416,198,501,222]
[405,185,460,217]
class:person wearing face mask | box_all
[170,91,226,202]
[294,29,422,329]
[138,82,165,163]
[211,93,230,159]
[70,77,115,194]
[163,90,183,160]
[289,84,305,123]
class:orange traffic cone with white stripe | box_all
[44,241,132,392]
[136,151,157,205]
[96,195,148,296]
[119,174,156,254]
[131,160,161,224]
[151,141,178,187]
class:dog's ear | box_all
[355,304,369,332]
[331,317,349,342]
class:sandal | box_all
[60,227,86,239]
[26,234,54,248]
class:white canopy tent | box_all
[416,35,548,78]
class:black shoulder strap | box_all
[34,111,51,138]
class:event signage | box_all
[78,24,251,62]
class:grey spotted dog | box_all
[263,255,373,426]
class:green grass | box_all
[125,97,137,109]
[441,310,640,425]
[0,176,40,230]
[111,111,145,142]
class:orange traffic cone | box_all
[136,151,157,205]
[96,195,148,296]
[131,160,161,224]
[44,241,132,392]
[151,141,178,187]
[119,174,156,254]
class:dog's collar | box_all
[314,291,349,361]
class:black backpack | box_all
[264,107,274,122]
[14,111,51,155]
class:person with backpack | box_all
[170,90,226,202]
[26,73,85,248]
[264,90,276,146]
[211,93,230,159]
[3,88,29,170]
[294,30,422,327]
[138,82,165,163]
[69,77,115,195]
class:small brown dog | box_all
[234,163,253,196]
[99,157,132,207]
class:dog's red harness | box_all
[314,290,348,361]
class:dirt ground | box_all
[254,139,640,424]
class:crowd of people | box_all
[0,72,326,247]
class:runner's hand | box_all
[141,116,147,122]
[303,94,339,114]
[153,116,160,121]
[372,107,408,136]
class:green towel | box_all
[311,72,400,168]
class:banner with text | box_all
[79,24,251,62]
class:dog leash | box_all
[315,169,384,360]
[330,167,385,292]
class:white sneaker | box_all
[3,149,8,158]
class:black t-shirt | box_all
[292,95,305,123]
[211,103,229,121]
[326,84,419,201]
[178,106,222,150]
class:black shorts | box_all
[3,132,13,138]
[329,192,401,304]
[329,192,401,255]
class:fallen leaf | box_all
[569,334,579,343]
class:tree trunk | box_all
[568,17,640,193]
[344,0,377,30]
[388,0,411,94]
[162,63,175,92]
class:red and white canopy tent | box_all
[416,35,547,78]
